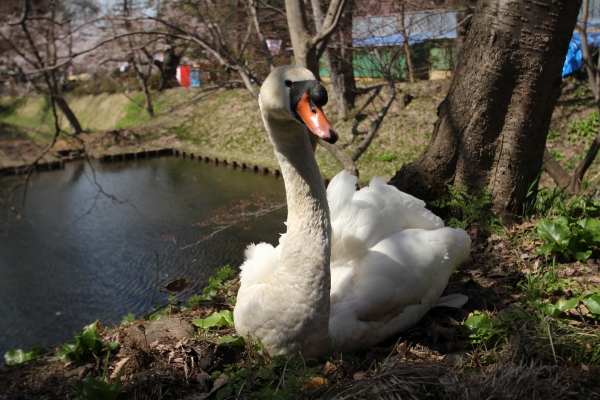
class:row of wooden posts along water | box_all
[171,150,281,177]
[0,148,282,177]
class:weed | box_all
[463,263,600,366]
[56,320,119,362]
[120,313,136,326]
[430,185,503,233]
[535,215,600,261]
[216,354,322,399]
[74,347,123,400]
[188,265,237,307]
[568,109,598,142]
[3,346,44,365]
[547,130,561,142]
[549,149,565,161]
[377,152,398,162]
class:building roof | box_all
[353,10,457,47]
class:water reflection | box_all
[0,157,286,357]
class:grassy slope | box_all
[2,76,599,187]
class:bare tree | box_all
[247,0,276,71]
[0,0,96,134]
[285,0,347,80]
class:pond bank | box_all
[0,128,282,178]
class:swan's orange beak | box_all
[296,92,339,144]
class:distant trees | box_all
[0,0,100,135]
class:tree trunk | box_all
[389,0,580,217]
[399,3,415,83]
[285,0,347,80]
[248,0,276,71]
[324,0,356,119]
[158,47,181,90]
[286,0,322,77]
[55,95,83,134]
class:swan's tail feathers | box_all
[327,169,358,213]
[440,227,472,268]
[239,241,282,286]
[435,293,469,308]
[364,177,444,230]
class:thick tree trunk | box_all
[389,0,580,217]
[55,96,83,134]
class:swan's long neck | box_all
[263,113,332,355]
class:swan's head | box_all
[259,66,338,144]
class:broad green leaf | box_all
[464,314,492,331]
[542,303,562,317]
[555,298,580,312]
[57,343,79,361]
[106,341,120,352]
[3,346,43,365]
[216,336,246,347]
[574,250,592,261]
[536,219,570,246]
[80,321,102,352]
[584,295,600,315]
[81,372,123,400]
[193,310,234,329]
[536,242,556,256]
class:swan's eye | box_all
[285,80,293,87]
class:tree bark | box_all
[285,0,347,80]
[316,0,356,119]
[55,95,83,134]
[158,47,181,90]
[389,0,581,217]
[398,2,415,83]
[248,0,276,71]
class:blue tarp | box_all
[563,32,600,77]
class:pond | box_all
[0,157,286,358]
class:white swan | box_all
[233,66,471,358]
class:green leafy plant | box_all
[120,313,136,326]
[377,152,398,162]
[430,185,503,233]
[188,265,237,307]
[535,215,600,261]
[57,320,119,362]
[75,348,123,400]
[192,310,234,329]
[215,354,321,399]
[568,109,598,141]
[462,311,511,347]
[3,346,44,365]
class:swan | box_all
[233,66,471,358]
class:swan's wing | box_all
[329,227,470,352]
[239,234,285,285]
[327,171,444,261]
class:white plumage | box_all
[233,66,471,357]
